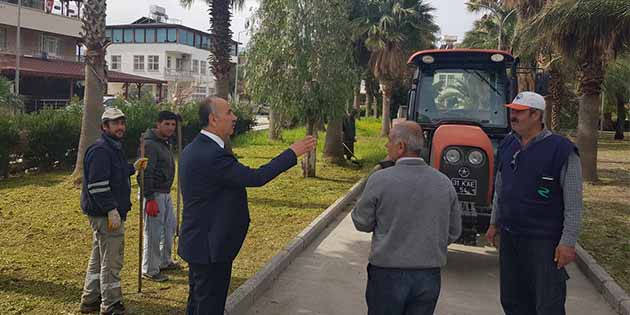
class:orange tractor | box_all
[403,49,528,245]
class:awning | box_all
[0,55,166,84]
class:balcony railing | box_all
[1,0,82,19]
[164,68,194,81]
[0,47,79,62]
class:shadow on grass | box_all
[0,172,68,190]
[0,274,80,303]
[592,167,630,186]
[248,197,331,210]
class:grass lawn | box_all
[579,132,630,293]
[0,118,386,315]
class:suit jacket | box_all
[178,133,297,264]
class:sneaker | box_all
[160,262,181,271]
[142,272,169,282]
[79,297,101,314]
[100,302,126,315]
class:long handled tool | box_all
[138,133,145,294]
[176,118,182,238]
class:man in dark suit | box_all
[178,97,316,315]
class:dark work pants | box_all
[366,264,441,315]
[186,261,232,315]
[499,229,569,315]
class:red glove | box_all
[145,199,159,217]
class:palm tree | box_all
[72,0,108,183]
[356,0,439,136]
[526,0,630,181]
[463,0,517,51]
[603,55,630,140]
[180,0,245,99]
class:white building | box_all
[105,7,236,102]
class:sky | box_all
[105,0,480,47]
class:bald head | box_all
[199,97,229,127]
[390,121,424,156]
[199,96,237,140]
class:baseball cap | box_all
[505,91,546,111]
[102,107,126,122]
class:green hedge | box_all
[0,116,20,177]
[17,108,82,170]
[0,99,256,175]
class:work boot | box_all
[100,301,126,315]
[142,272,169,282]
[79,297,101,314]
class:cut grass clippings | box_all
[0,118,386,315]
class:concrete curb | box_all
[575,243,630,315]
[224,177,368,315]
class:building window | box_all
[202,36,209,49]
[134,29,145,43]
[0,28,6,50]
[105,29,112,41]
[167,56,172,69]
[200,61,207,75]
[167,29,177,42]
[157,28,167,43]
[110,55,121,70]
[146,29,156,43]
[192,86,207,101]
[187,31,194,46]
[112,29,123,43]
[176,58,183,71]
[195,34,202,49]
[192,60,199,74]
[148,55,159,72]
[134,55,145,71]
[41,34,62,56]
[178,29,187,45]
[123,29,133,43]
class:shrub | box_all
[0,116,19,177]
[17,109,82,170]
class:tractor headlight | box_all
[445,149,461,164]
[468,150,485,165]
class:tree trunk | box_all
[269,108,282,140]
[214,78,230,99]
[548,64,564,131]
[380,82,392,136]
[353,87,361,119]
[323,115,344,164]
[577,93,600,182]
[302,117,318,177]
[577,62,605,182]
[209,0,233,100]
[72,0,107,185]
[615,96,626,140]
[373,94,378,118]
[365,92,371,118]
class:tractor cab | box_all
[405,49,519,244]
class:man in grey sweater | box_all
[139,111,180,282]
[352,121,462,315]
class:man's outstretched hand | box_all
[290,136,317,157]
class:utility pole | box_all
[15,0,22,95]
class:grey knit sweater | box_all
[352,158,462,269]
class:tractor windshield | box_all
[416,68,508,128]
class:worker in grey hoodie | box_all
[139,111,180,282]
[352,121,462,315]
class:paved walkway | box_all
[246,209,617,315]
